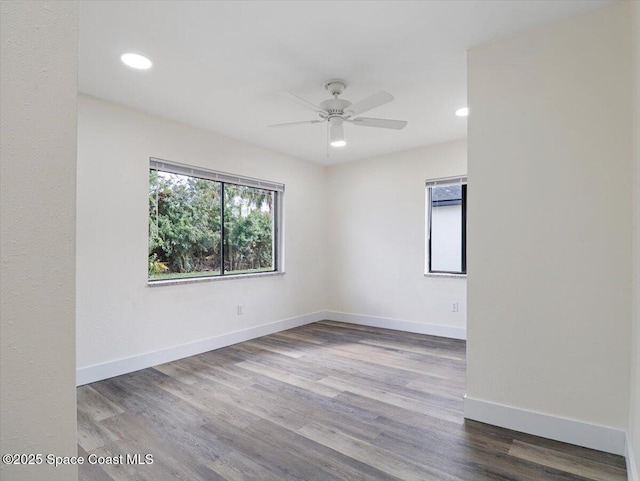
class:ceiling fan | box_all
[270,79,407,148]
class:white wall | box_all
[76,95,327,379]
[0,1,79,480]
[466,0,632,453]
[629,0,640,477]
[326,140,467,337]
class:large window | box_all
[426,177,467,275]
[148,159,283,282]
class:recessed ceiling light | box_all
[455,107,469,117]
[121,53,152,70]
[330,140,347,148]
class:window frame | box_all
[148,158,285,285]
[425,176,467,277]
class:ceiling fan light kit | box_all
[270,79,407,150]
[329,117,346,147]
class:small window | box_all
[148,159,283,282]
[426,177,467,275]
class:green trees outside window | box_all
[149,169,276,280]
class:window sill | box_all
[148,270,285,287]
[424,272,467,279]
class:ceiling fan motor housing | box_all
[319,98,352,116]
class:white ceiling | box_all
[79,0,613,165]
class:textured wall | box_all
[629,0,640,477]
[0,1,79,480]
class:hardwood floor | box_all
[77,321,627,481]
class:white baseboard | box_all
[76,310,465,385]
[628,433,639,481]
[464,395,626,456]
[76,311,326,386]
[324,310,466,340]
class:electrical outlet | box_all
[237,305,243,315]
[451,302,459,312]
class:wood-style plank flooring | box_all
[77,321,627,481]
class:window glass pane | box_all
[430,185,462,273]
[149,170,222,280]
[223,184,275,275]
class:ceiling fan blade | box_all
[348,117,407,130]
[345,91,394,116]
[269,120,324,128]
[281,92,326,114]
